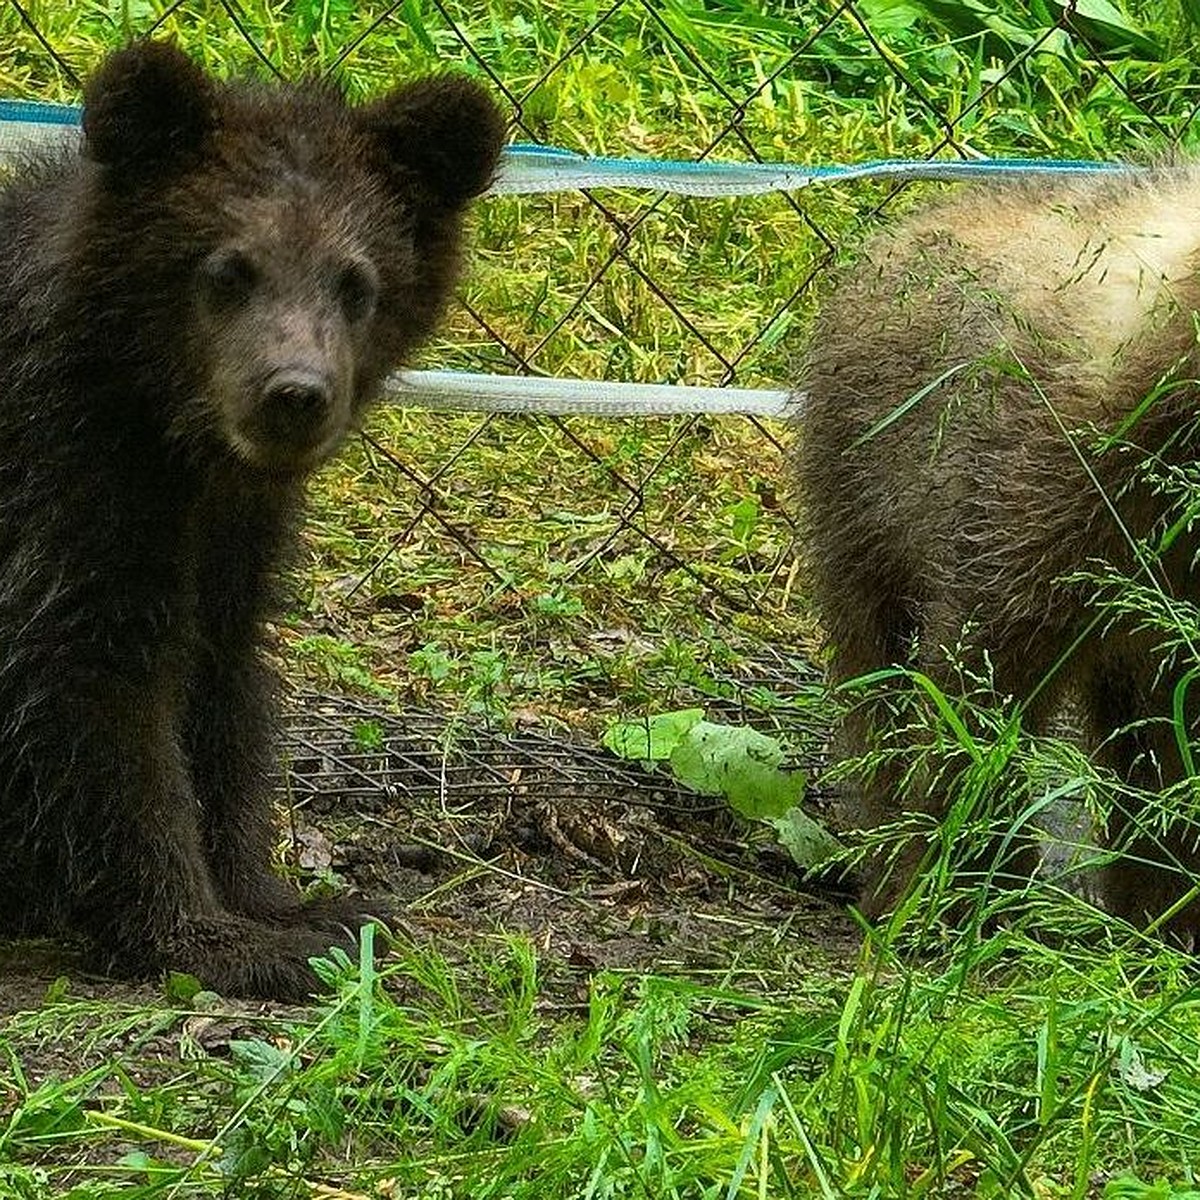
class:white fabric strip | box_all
[390,370,798,418]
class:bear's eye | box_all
[200,249,258,308]
[335,261,378,324]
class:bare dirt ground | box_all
[289,692,856,981]
[0,689,857,1094]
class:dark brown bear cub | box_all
[0,41,505,999]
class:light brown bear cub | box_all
[797,168,1200,936]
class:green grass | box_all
[3,928,1200,1197]
[5,0,1200,1196]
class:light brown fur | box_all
[796,168,1200,933]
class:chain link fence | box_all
[2,0,1196,747]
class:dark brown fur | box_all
[0,42,505,998]
[797,170,1200,935]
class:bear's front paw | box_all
[275,894,394,941]
[220,875,389,939]
[161,915,361,1001]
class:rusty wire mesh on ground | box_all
[3,0,1194,806]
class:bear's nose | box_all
[249,368,337,456]
[263,370,332,431]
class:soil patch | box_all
[0,690,857,1094]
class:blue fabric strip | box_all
[0,99,80,126]
[493,141,1133,197]
[0,101,1135,197]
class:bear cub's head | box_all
[80,41,505,477]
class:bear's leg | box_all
[52,675,355,999]
[184,496,381,941]
[187,655,379,937]
[818,579,922,920]
[1086,662,1200,945]
[854,602,1049,921]
[187,654,299,914]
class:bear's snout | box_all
[264,368,332,431]
[245,367,337,455]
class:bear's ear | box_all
[83,40,215,173]
[357,74,506,209]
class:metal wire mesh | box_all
[3,0,1195,771]
[282,640,827,820]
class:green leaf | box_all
[727,496,759,543]
[603,709,705,761]
[353,719,385,752]
[668,721,803,818]
[43,976,70,1004]
[909,671,982,761]
[164,971,203,1003]
[904,0,1038,49]
[1172,667,1200,778]
[229,1038,293,1083]
[397,0,438,54]
[1102,1177,1200,1200]
[606,713,835,871]
[115,1150,155,1171]
[769,807,842,870]
[848,362,969,450]
[1050,0,1160,58]
[535,590,585,616]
